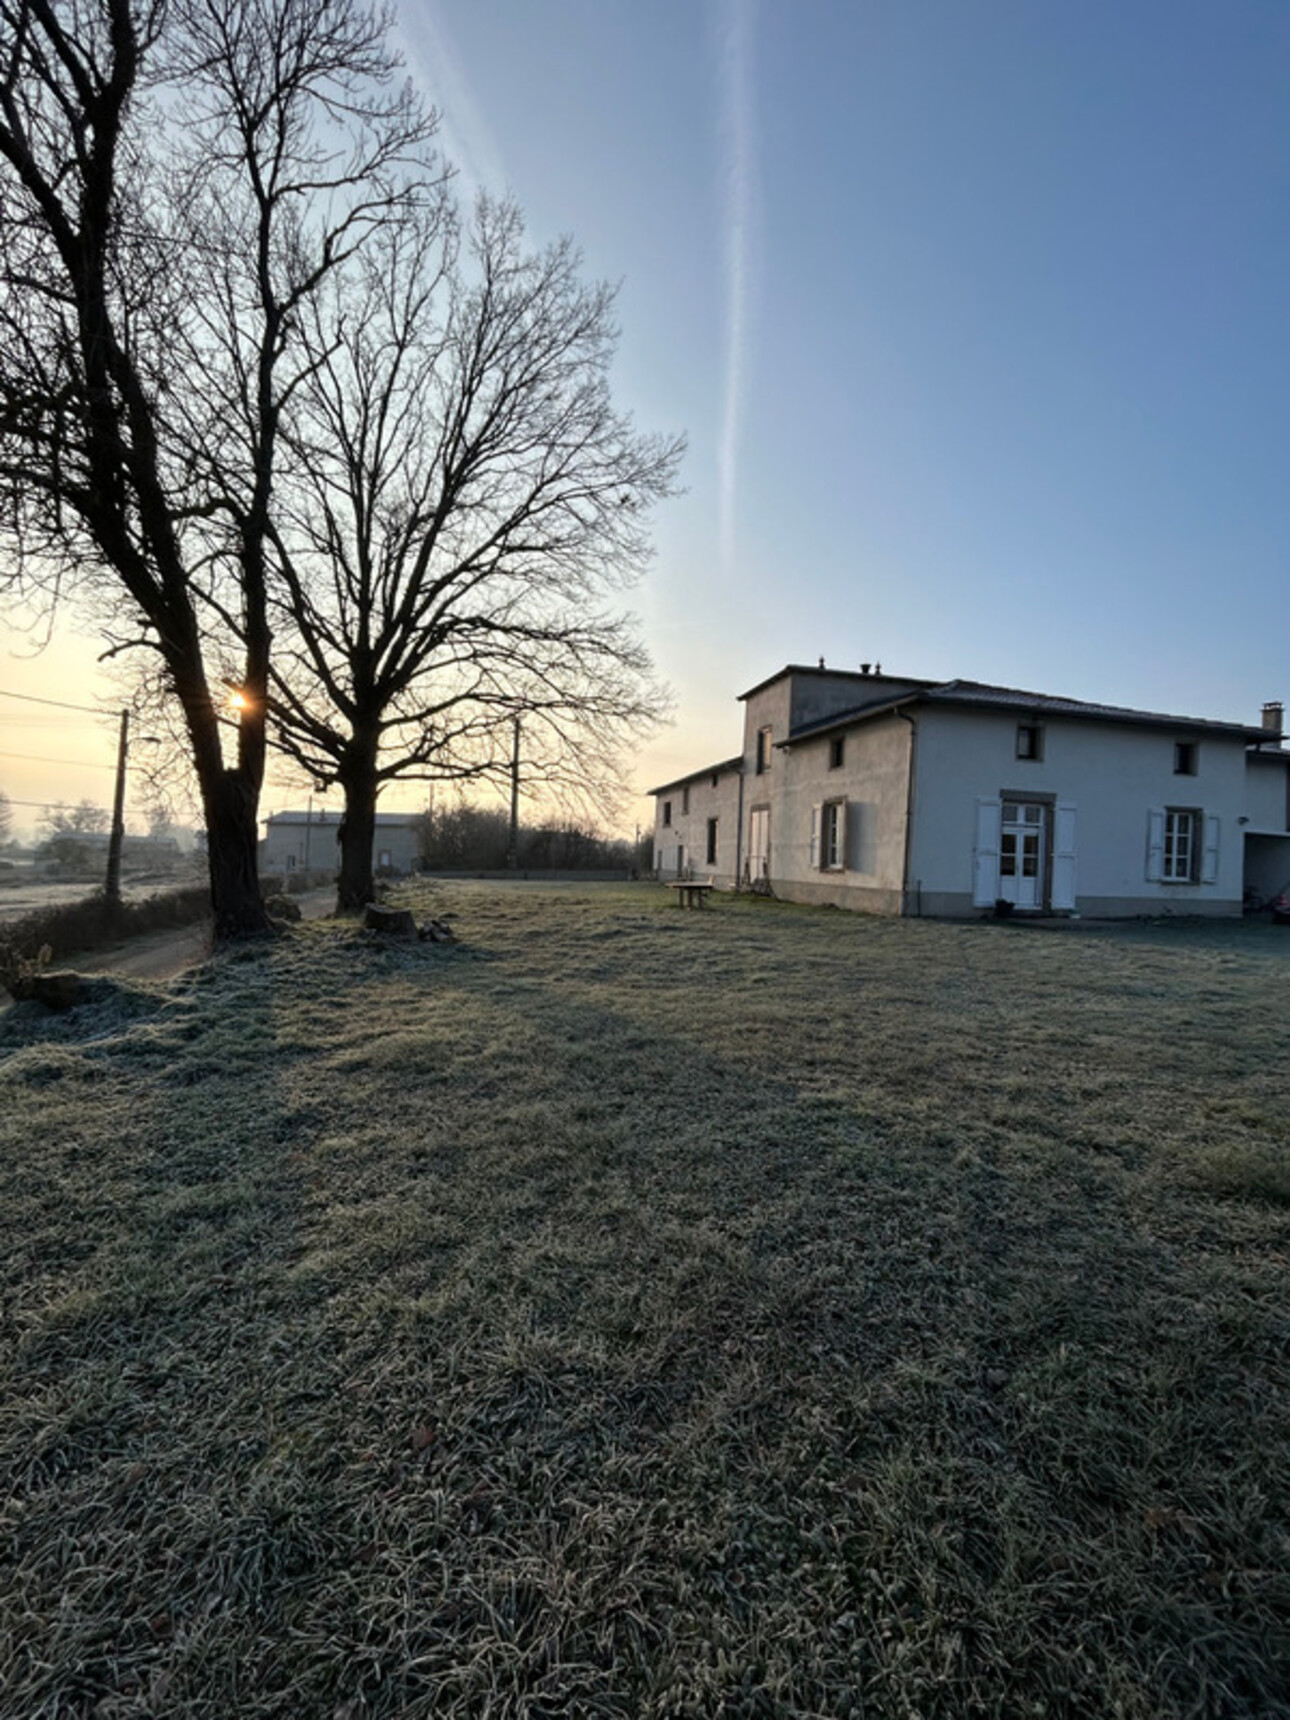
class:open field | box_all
[1,882,1287,1718]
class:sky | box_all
[1,0,1286,839]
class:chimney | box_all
[860,662,871,676]
[1263,701,1283,737]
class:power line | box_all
[0,749,115,769]
[1,796,112,811]
[0,688,111,715]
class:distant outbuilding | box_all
[260,809,422,879]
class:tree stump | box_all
[363,904,417,938]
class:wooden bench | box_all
[668,879,715,908]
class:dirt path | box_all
[51,888,339,984]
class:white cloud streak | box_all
[716,0,756,575]
[392,1,509,207]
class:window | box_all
[829,735,845,770]
[756,726,772,773]
[706,817,718,865]
[711,773,719,788]
[1016,723,1044,761]
[1163,809,1199,882]
[662,800,672,827]
[821,799,846,870]
[682,785,691,814]
[1174,741,1198,776]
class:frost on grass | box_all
[0,887,1288,1719]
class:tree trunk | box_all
[336,748,379,911]
[203,769,271,940]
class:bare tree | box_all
[0,787,12,846]
[0,0,436,936]
[267,194,683,908]
[39,798,109,836]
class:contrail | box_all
[392,1,509,207]
[716,0,756,576]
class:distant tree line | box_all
[414,806,640,874]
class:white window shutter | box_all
[1145,810,1165,881]
[972,798,1002,907]
[836,799,849,870]
[810,804,820,869]
[1052,803,1077,910]
[1201,815,1220,884]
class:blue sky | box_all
[2,1,1285,834]
[396,0,1288,824]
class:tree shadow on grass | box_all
[0,918,1285,1719]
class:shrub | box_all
[0,886,211,981]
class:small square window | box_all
[1016,723,1043,761]
[829,735,845,770]
[662,800,672,827]
[1174,741,1197,776]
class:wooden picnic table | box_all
[668,879,715,908]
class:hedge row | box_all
[0,886,211,970]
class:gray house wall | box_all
[754,716,910,912]
[653,767,742,885]
[907,709,1251,917]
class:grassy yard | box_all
[1,882,1287,1719]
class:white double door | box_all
[998,801,1045,908]
[748,807,770,882]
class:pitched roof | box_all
[786,679,1275,744]
[647,756,743,796]
[737,663,935,701]
[263,809,421,827]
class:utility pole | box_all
[104,710,129,906]
[507,713,521,869]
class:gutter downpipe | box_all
[896,707,918,917]
[735,763,746,889]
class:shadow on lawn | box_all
[0,915,1285,1719]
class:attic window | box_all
[829,735,845,770]
[662,800,672,827]
[682,785,690,814]
[756,727,772,774]
[1174,741,1198,776]
[1016,723,1044,762]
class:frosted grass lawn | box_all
[1,881,1287,1718]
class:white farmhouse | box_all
[651,664,1290,918]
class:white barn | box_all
[651,665,1290,918]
